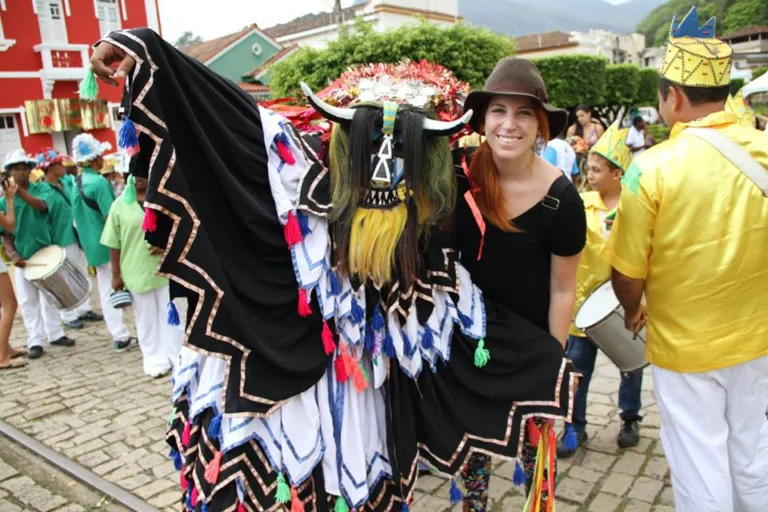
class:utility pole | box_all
[334,0,343,31]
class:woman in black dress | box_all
[458,58,587,511]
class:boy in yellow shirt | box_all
[557,117,642,457]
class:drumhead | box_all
[574,280,620,330]
[23,245,65,281]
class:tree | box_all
[174,31,204,48]
[730,78,746,95]
[530,55,607,109]
[753,66,768,80]
[269,19,516,97]
[600,64,641,120]
[636,68,660,107]
[723,0,768,34]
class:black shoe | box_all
[79,311,104,322]
[50,336,75,347]
[64,319,84,329]
[28,346,44,359]
[114,338,134,352]
[617,419,640,448]
[557,427,587,458]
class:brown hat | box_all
[463,58,568,140]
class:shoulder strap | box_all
[538,176,572,232]
[75,174,102,213]
[685,127,768,197]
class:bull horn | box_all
[422,110,473,136]
[300,82,355,124]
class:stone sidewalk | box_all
[0,276,675,512]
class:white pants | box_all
[653,356,768,512]
[94,263,131,342]
[60,244,94,322]
[133,285,183,376]
[15,269,64,348]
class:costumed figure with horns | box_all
[85,29,578,511]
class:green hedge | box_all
[636,68,659,107]
[604,64,640,107]
[730,78,746,96]
[530,55,607,108]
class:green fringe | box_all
[474,338,490,368]
[122,175,137,204]
[275,473,291,504]
[79,67,99,101]
[621,162,644,196]
[334,496,350,512]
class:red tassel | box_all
[290,488,304,512]
[322,321,336,355]
[352,360,368,392]
[527,418,540,447]
[180,468,188,490]
[182,421,191,447]
[277,139,296,165]
[142,208,157,232]
[191,486,198,507]
[237,501,245,512]
[284,211,303,246]
[334,355,350,382]
[204,450,222,484]
[297,288,312,317]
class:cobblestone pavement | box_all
[0,273,674,512]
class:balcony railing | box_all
[33,43,90,81]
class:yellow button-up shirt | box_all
[602,111,768,373]
[569,191,612,337]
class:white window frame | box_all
[0,113,23,158]
[95,0,122,38]
[35,0,69,44]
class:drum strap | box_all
[75,174,102,213]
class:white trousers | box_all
[133,285,183,376]
[94,263,131,342]
[15,269,64,348]
[653,356,768,512]
[60,244,94,322]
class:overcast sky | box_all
[157,0,630,44]
[158,0,355,43]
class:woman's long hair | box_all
[468,107,550,232]
[574,104,591,138]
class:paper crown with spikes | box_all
[659,6,733,88]
[590,113,633,172]
[725,91,756,128]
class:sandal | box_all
[0,358,27,370]
[10,348,27,359]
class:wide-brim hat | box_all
[4,149,38,172]
[463,58,568,140]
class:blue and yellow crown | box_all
[659,6,732,88]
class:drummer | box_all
[35,149,104,329]
[556,117,642,458]
[1,149,75,359]
[69,134,132,351]
[603,8,768,510]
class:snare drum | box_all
[23,245,92,311]
[574,281,649,373]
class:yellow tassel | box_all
[348,204,407,285]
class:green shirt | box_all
[101,200,167,294]
[38,179,77,247]
[70,167,114,267]
[0,183,53,260]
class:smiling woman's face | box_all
[483,95,540,161]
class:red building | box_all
[0,0,161,157]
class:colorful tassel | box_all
[321,321,336,355]
[186,489,193,510]
[78,67,99,100]
[122,175,137,204]
[513,459,527,486]
[401,503,410,512]
[449,478,463,504]
[180,470,188,491]
[202,503,209,512]
[142,208,157,232]
[204,450,222,484]
[372,305,385,331]
[168,408,176,425]
[297,288,312,317]
[328,271,341,296]
[118,117,139,150]
[364,325,375,354]
[422,328,434,350]
[290,487,304,512]
[297,211,311,237]
[237,501,245,512]
[473,338,490,368]
[191,486,198,507]
[208,413,222,439]
[563,424,579,451]
[351,298,364,324]
[170,449,182,471]
[275,473,291,504]
[284,211,303,246]
[167,301,180,326]
[334,497,349,512]
[334,355,350,383]
[528,418,541,448]
[276,133,296,165]
[382,331,395,358]
[458,311,474,328]
[352,360,368,392]
[182,421,191,447]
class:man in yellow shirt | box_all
[603,8,768,512]
[557,117,643,458]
